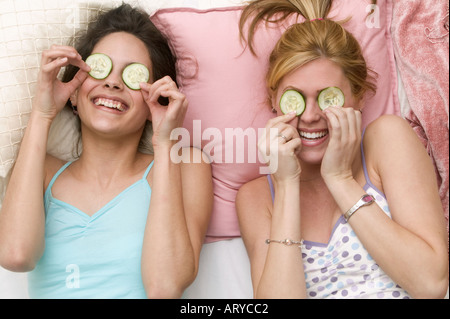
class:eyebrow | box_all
[117,61,152,72]
[125,61,146,66]
[284,86,324,95]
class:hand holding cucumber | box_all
[33,45,90,121]
[320,105,362,185]
[259,112,302,182]
[140,76,188,149]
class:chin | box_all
[298,149,325,167]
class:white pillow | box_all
[0,0,109,198]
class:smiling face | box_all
[73,32,153,139]
[274,58,361,164]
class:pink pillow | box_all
[329,0,400,124]
[151,1,399,242]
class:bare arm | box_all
[0,113,50,271]
[237,113,306,298]
[323,114,448,298]
[237,178,306,299]
[140,79,213,298]
[0,45,89,271]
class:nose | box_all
[103,71,124,90]
[300,99,322,123]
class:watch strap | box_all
[344,194,375,221]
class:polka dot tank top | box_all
[267,138,412,299]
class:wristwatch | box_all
[344,194,375,221]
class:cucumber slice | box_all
[122,63,150,90]
[279,90,306,116]
[317,87,345,110]
[86,53,112,80]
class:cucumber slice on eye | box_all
[317,87,345,110]
[279,90,306,116]
[85,53,113,80]
[122,63,150,90]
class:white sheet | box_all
[183,238,253,299]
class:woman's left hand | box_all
[140,76,188,149]
[320,106,362,184]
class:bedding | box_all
[391,0,449,237]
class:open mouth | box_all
[299,130,329,140]
[93,97,128,112]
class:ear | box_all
[356,97,364,112]
[70,90,78,106]
[270,94,278,113]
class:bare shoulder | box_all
[363,114,425,158]
[236,175,273,217]
[364,114,418,145]
[237,176,273,264]
[44,154,68,188]
[363,114,438,195]
[238,175,271,199]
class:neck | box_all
[299,150,363,184]
[75,127,146,178]
[299,161,322,183]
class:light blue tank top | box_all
[28,160,154,299]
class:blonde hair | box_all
[239,0,377,101]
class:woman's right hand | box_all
[258,112,302,183]
[33,45,90,121]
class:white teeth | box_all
[300,130,328,140]
[94,98,125,111]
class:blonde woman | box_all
[236,0,448,299]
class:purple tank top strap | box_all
[267,175,275,202]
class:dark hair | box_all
[63,3,176,106]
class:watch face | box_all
[362,194,373,203]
